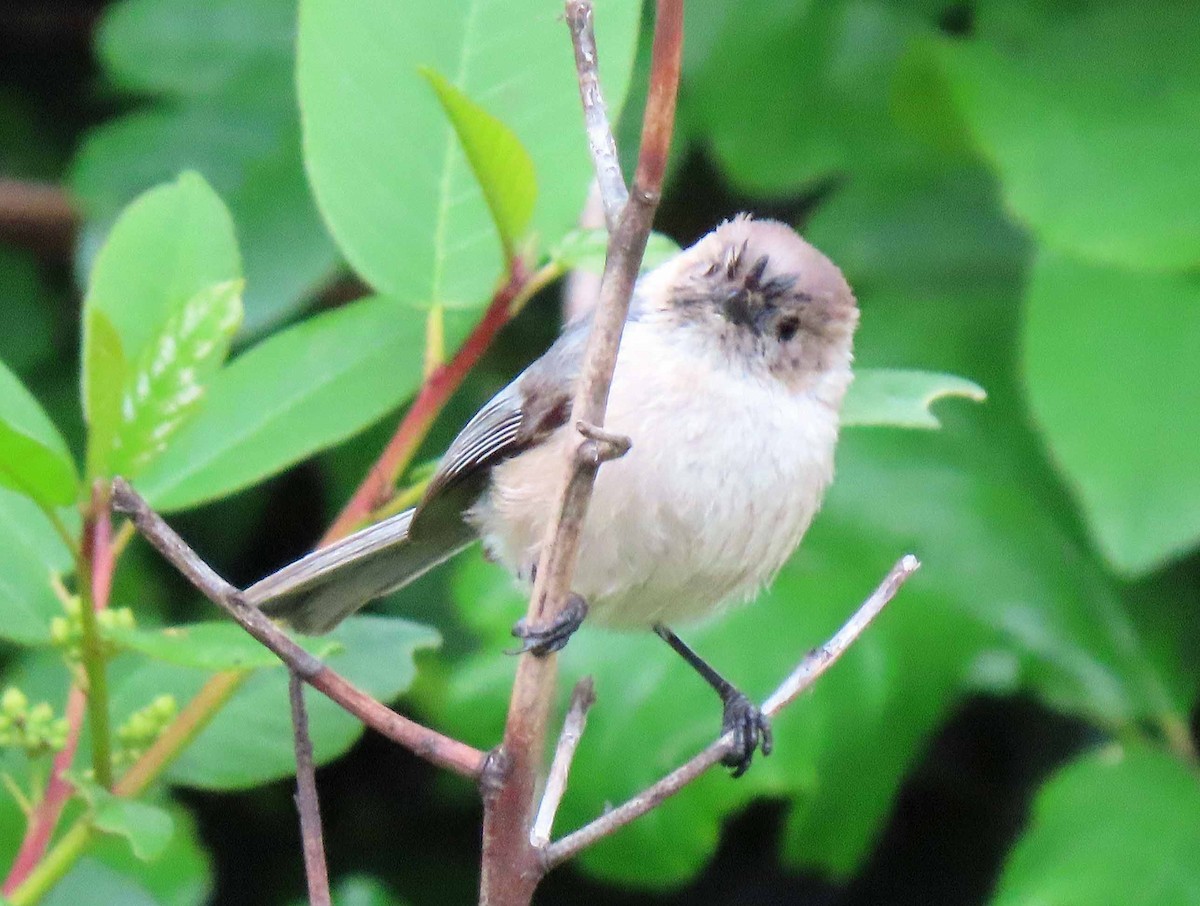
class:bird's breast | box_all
[473,326,849,628]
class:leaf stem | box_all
[77,482,115,790]
[6,821,94,906]
[321,261,531,544]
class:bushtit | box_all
[247,215,859,775]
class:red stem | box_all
[321,261,530,545]
[2,688,85,897]
[3,487,113,894]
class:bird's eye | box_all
[776,317,799,342]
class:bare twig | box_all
[541,555,921,868]
[111,478,488,781]
[479,2,683,903]
[566,1,628,230]
[322,261,530,543]
[531,677,596,849]
[289,673,332,906]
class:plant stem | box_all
[77,483,115,790]
[322,261,530,544]
[6,821,93,906]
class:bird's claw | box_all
[720,691,772,778]
[509,594,588,657]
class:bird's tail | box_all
[245,508,474,635]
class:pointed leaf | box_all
[298,0,641,307]
[81,172,241,391]
[843,368,986,429]
[109,280,243,478]
[136,295,426,512]
[0,360,77,507]
[421,68,536,260]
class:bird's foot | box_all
[509,594,588,657]
[720,691,772,779]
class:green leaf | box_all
[81,172,241,386]
[932,2,1200,270]
[108,621,336,672]
[78,781,175,861]
[96,0,294,98]
[0,359,77,507]
[1024,251,1200,575]
[75,0,336,335]
[992,744,1200,906]
[681,0,929,193]
[420,68,537,260]
[109,280,243,478]
[842,368,986,429]
[297,0,641,307]
[82,311,128,480]
[136,294,426,511]
[0,486,75,644]
[107,616,439,789]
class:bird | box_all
[245,214,859,775]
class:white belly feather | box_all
[472,324,849,628]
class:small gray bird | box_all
[247,215,859,775]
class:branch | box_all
[321,261,530,544]
[566,1,628,230]
[479,2,683,903]
[289,673,332,906]
[541,555,921,868]
[111,479,488,781]
[530,677,595,849]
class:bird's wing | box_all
[246,322,587,634]
[416,321,585,517]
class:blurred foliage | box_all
[0,0,1198,904]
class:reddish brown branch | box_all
[111,479,488,781]
[289,673,332,906]
[479,2,683,903]
[321,261,530,544]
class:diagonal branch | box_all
[111,478,488,782]
[540,555,921,869]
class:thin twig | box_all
[479,3,683,903]
[111,478,488,781]
[566,1,628,230]
[289,673,332,906]
[531,677,596,848]
[322,261,529,544]
[541,555,921,868]
[0,179,77,257]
